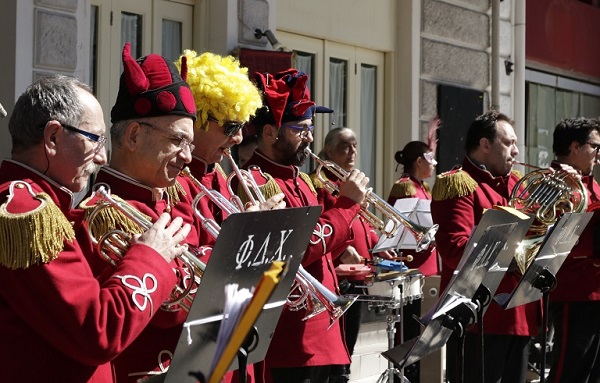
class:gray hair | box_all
[318,127,355,160]
[9,75,92,152]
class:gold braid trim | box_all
[423,181,431,194]
[0,193,75,270]
[237,171,283,206]
[299,172,317,196]
[215,163,227,179]
[431,168,478,201]
[80,195,148,243]
[166,181,185,206]
[511,169,523,180]
[389,180,417,199]
[308,170,329,190]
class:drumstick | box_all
[389,255,414,262]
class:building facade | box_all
[0,0,599,198]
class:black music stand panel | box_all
[495,212,593,309]
[383,207,533,368]
[152,206,320,383]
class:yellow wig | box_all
[176,50,263,132]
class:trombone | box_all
[86,184,207,312]
[305,148,438,251]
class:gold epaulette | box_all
[215,163,227,179]
[299,172,317,196]
[388,177,417,199]
[79,193,148,243]
[308,170,329,190]
[511,169,523,180]
[423,181,431,194]
[236,167,283,206]
[431,166,478,201]
[165,180,185,206]
[0,181,75,269]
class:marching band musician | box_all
[81,43,205,382]
[174,50,286,383]
[387,136,440,383]
[547,117,600,383]
[242,69,369,383]
[309,127,393,383]
[0,75,191,382]
[430,110,538,383]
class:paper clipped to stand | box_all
[207,261,285,383]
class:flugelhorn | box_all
[86,184,206,312]
[223,148,267,208]
[306,148,438,251]
[509,161,588,274]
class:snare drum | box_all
[400,270,424,304]
[366,270,424,305]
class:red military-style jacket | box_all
[431,157,538,336]
[243,150,360,369]
[0,160,177,383]
[549,160,600,302]
[90,166,208,383]
[387,174,439,277]
[310,168,380,266]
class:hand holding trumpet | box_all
[131,213,191,263]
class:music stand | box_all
[494,212,593,383]
[373,198,433,252]
[382,207,533,382]
[143,206,321,383]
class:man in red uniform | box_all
[174,50,286,383]
[84,43,204,382]
[0,75,191,382]
[175,51,285,237]
[310,127,394,382]
[244,69,369,383]
[547,117,600,383]
[431,110,538,383]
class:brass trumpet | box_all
[287,264,357,328]
[509,161,588,274]
[223,148,267,208]
[182,168,353,326]
[86,185,207,312]
[306,148,438,251]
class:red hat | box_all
[111,43,196,123]
[252,69,332,127]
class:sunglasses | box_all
[207,117,244,137]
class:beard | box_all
[273,136,310,167]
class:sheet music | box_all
[208,284,253,376]
[373,198,433,252]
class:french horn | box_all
[509,161,588,274]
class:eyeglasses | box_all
[587,141,600,152]
[207,117,244,137]
[283,124,314,139]
[138,121,195,153]
[61,123,107,153]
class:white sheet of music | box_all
[372,198,433,252]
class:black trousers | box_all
[445,332,530,383]
[547,301,600,383]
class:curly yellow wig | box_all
[176,50,263,132]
